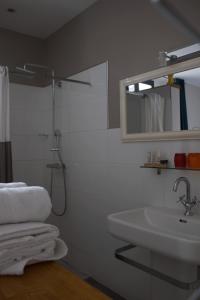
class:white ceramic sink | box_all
[108,207,200,264]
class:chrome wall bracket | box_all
[115,244,200,290]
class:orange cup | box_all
[187,153,200,169]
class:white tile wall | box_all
[10,83,52,191]
[11,63,200,300]
[70,130,107,163]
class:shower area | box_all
[9,64,92,217]
[9,61,108,278]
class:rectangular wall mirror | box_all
[120,57,200,142]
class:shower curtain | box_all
[0,66,13,182]
[144,93,165,132]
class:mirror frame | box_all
[120,57,200,142]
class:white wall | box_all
[10,63,200,300]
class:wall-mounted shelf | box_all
[140,165,200,175]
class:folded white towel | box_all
[0,222,59,244]
[0,182,27,189]
[0,222,68,275]
[0,223,59,256]
[0,186,52,224]
[0,240,56,267]
[0,239,67,275]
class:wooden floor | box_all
[0,262,111,300]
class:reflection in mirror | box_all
[126,67,200,134]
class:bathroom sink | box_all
[108,207,200,264]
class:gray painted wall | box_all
[0,27,46,68]
[46,0,194,128]
[0,0,197,127]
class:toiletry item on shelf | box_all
[146,150,161,163]
[144,150,168,168]
[174,153,186,168]
[155,150,161,163]
[147,152,152,163]
[160,160,168,167]
[187,153,200,169]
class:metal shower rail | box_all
[10,63,92,86]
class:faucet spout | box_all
[172,177,199,216]
[172,176,191,202]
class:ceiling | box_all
[0,0,199,40]
[0,0,98,39]
[166,0,200,35]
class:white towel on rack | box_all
[0,186,52,224]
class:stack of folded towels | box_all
[0,182,68,275]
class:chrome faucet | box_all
[172,177,199,216]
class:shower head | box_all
[15,66,36,75]
[24,64,54,77]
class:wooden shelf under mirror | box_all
[140,165,200,175]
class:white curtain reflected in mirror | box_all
[144,93,165,132]
[126,85,172,133]
[126,66,200,135]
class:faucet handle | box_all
[177,194,186,205]
[192,196,200,206]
